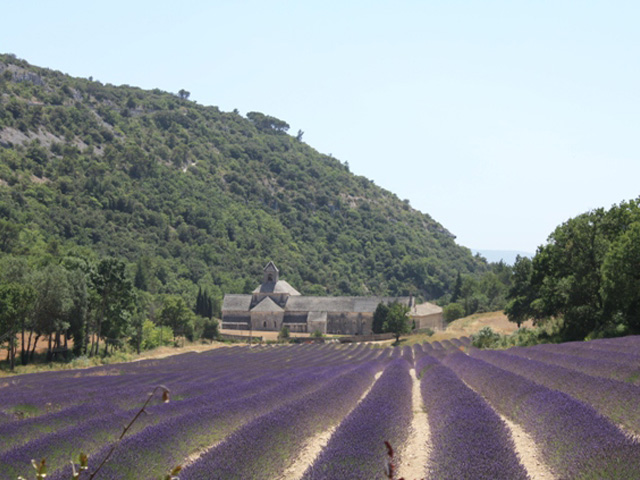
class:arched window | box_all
[263,321,267,328]
[267,274,273,282]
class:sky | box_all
[2,1,639,253]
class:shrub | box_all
[443,303,465,322]
[201,318,220,341]
[278,325,290,340]
[141,320,173,350]
[471,326,501,349]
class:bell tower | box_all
[263,261,279,284]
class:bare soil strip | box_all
[280,371,384,480]
[618,423,640,443]
[457,375,555,480]
[396,368,430,480]
[500,415,556,480]
[182,440,223,468]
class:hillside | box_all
[0,54,485,306]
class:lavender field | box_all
[1,337,640,479]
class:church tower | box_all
[263,261,279,284]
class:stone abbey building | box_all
[221,262,444,335]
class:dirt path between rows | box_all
[500,415,556,480]
[279,371,384,480]
[396,368,430,480]
[457,374,555,480]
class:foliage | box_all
[441,261,513,321]
[470,326,502,349]
[503,255,533,328]
[198,316,219,341]
[158,295,196,342]
[278,325,290,340]
[504,199,640,341]
[140,319,174,350]
[372,302,389,334]
[0,53,486,315]
[382,302,411,342]
[442,302,465,323]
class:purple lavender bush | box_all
[300,358,413,480]
[471,348,640,435]
[179,361,382,480]
[421,361,529,480]
[443,352,640,479]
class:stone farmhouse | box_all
[221,262,444,335]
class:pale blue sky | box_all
[3,1,639,252]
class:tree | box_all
[159,295,195,343]
[278,325,290,340]
[0,255,37,364]
[296,129,304,142]
[195,286,214,318]
[134,259,148,291]
[31,264,73,361]
[0,283,34,369]
[372,302,389,334]
[90,258,135,356]
[601,221,640,332]
[201,317,219,341]
[246,111,290,133]
[504,256,533,328]
[443,303,465,323]
[178,89,190,100]
[383,302,411,342]
[450,271,462,303]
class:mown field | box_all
[1,337,640,479]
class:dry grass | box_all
[396,311,530,346]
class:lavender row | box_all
[442,352,640,479]
[471,348,640,435]
[6,356,355,478]
[420,359,528,480]
[180,360,382,480]
[0,344,370,417]
[504,345,640,384]
[50,363,359,480]
[301,358,413,480]
[532,341,640,369]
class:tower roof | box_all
[264,261,279,272]
[253,279,301,296]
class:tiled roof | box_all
[411,302,443,316]
[221,294,252,311]
[253,280,301,295]
[285,296,411,313]
[251,296,284,313]
[307,311,327,323]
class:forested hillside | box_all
[0,53,485,307]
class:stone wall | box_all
[250,311,284,331]
[326,312,373,335]
[412,312,445,331]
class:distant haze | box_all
[471,250,534,266]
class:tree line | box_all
[0,253,219,370]
[505,198,640,341]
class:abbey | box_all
[221,262,444,335]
